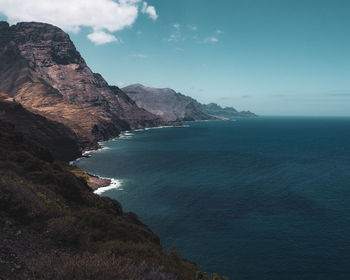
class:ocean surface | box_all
[75,117,350,280]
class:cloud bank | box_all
[0,0,157,45]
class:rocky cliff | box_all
[0,21,164,150]
[123,83,257,121]
[122,84,216,121]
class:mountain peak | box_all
[0,21,164,149]
[10,21,70,43]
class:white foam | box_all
[83,150,93,156]
[119,131,135,139]
[94,178,122,195]
[145,125,174,130]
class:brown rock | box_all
[0,21,164,151]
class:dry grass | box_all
[28,252,177,280]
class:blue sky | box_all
[1,0,349,116]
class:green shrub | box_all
[0,179,47,222]
[77,208,154,247]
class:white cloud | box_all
[117,81,126,87]
[0,0,158,44]
[168,23,184,42]
[216,29,223,34]
[88,30,118,45]
[204,37,219,43]
[141,2,158,21]
[187,25,197,31]
[129,53,148,58]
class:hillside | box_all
[0,95,81,161]
[123,84,257,121]
[122,84,216,121]
[0,21,165,150]
[0,114,231,279]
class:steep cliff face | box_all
[0,21,163,148]
[123,83,257,121]
[122,84,216,121]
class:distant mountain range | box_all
[123,83,257,122]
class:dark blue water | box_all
[76,117,350,280]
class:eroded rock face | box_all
[0,21,163,148]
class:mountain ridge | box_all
[123,83,216,121]
[0,21,166,152]
[123,83,257,121]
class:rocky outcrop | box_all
[123,83,257,121]
[0,21,164,150]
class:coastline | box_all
[72,119,240,195]
[71,123,183,195]
[72,119,236,195]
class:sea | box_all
[74,117,350,280]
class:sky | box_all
[0,0,349,116]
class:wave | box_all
[94,178,122,195]
[83,150,93,156]
[145,125,177,130]
[119,132,134,139]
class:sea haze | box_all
[76,117,350,280]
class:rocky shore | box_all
[69,166,111,191]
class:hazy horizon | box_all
[0,0,349,116]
